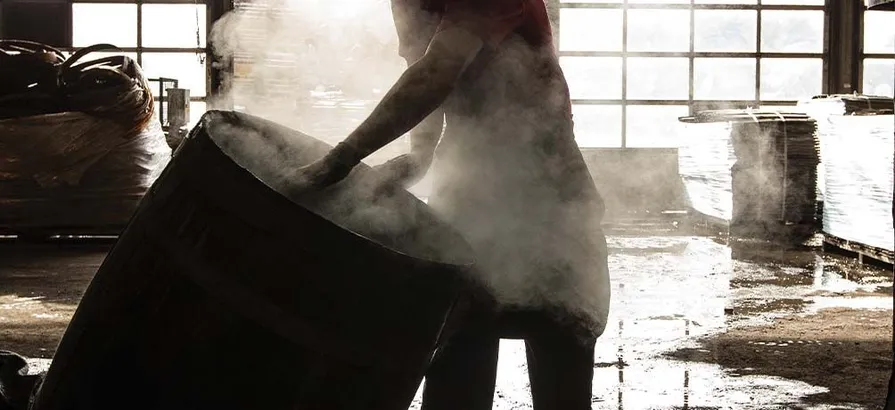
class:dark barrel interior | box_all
[203,110,473,266]
[30,110,476,410]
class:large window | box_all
[557,0,825,148]
[862,9,895,98]
[71,1,208,127]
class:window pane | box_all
[142,4,207,48]
[863,58,895,97]
[694,58,756,100]
[760,58,822,100]
[572,105,622,148]
[694,10,757,52]
[560,57,623,100]
[72,4,138,48]
[864,11,895,54]
[626,105,690,148]
[626,9,690,52]
[559,9,623,52]
[628,0,688,3]
[761,0,823,4]
[627,57,689,100]
[190,101,206,128]
[695,0,756,5]
[140,52,207,97]
[760,11,824,53]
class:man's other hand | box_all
[372,153,429,188]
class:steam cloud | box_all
[208,0,404,141]
[208,0,612,337]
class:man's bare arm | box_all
[339,27,482,160]
[289,27,480,191]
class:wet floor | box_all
[409,236,893,410]
[0,235,892,409]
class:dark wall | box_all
[0,0,71,48]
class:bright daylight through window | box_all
[558,0,826,148]
[72,1,208,127]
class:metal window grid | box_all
[557,0,827,147]
[61,0,210,109]
[858,8,895,94]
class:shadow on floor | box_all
[0,240,110,305]
[667,307,893,410]
[0,321,69,359]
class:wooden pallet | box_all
[685,211,817,242]
[822,233,894,270]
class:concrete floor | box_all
[0,234,892,409]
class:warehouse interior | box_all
[0,0,894,409]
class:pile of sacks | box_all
[0,40,171,235]
[0,41,154,133]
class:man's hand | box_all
[286,142,362,194]
[289,156,353,192]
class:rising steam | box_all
[207,0,612,338]
[208,0,404,142]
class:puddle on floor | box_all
[406,339,851,410]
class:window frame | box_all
[557,1,828,148]
[66,0,211,125]
[859,8,895,98]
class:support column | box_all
[825,0,862,94]
[207,0,234,108]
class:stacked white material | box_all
[677,121,736,222]
[678,110,820,227]
[797,96,895,251]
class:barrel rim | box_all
[195,109,477,268]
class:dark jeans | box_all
[420,297,597,410]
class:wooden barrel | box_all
[30,110,476,410]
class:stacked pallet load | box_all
[679,109,820,240]
[676,119,736,224]
[797,94,894,260]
